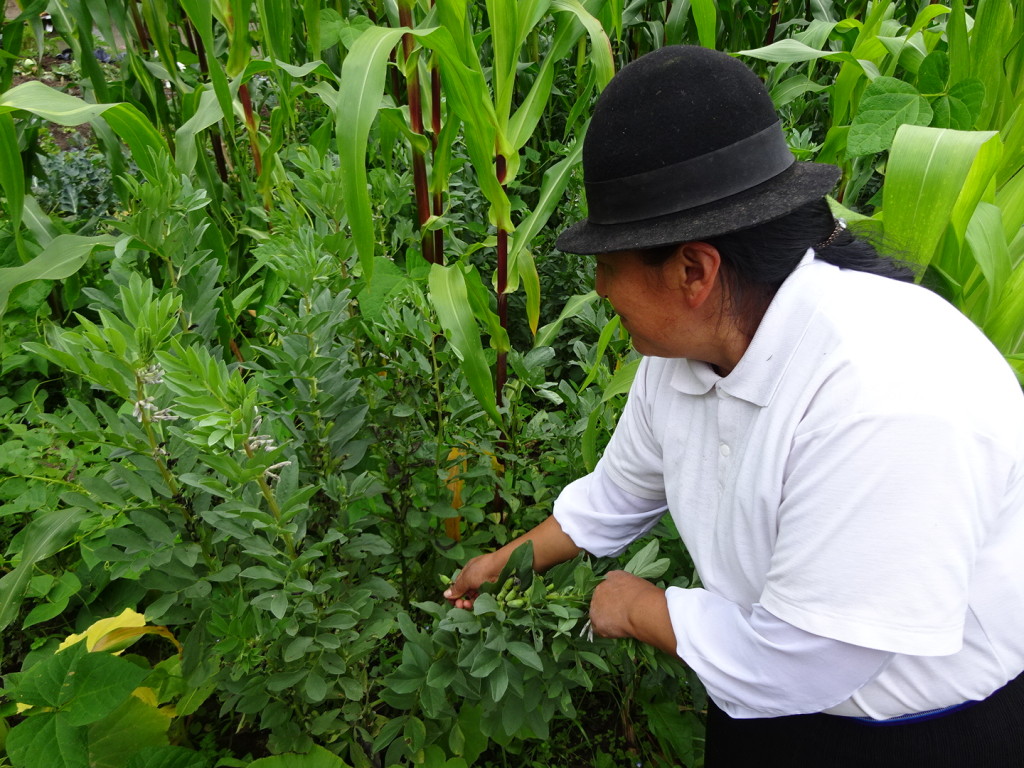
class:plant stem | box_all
[430,50,444,264]
[239,82,263,179]
[399,4,437,264]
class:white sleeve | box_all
[668,588,893,718]
[553,461,667,557]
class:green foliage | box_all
[1,0,1022,765]
[2,614,211,768]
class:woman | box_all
[443,46,1024,766]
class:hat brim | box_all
[555,161,841,255]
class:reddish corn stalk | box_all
[431,58,444,263]
[399,4,437,264]
[494,152,509,407]
[238,83,263,178]
[765,0,781,45]
[493,152,510,522]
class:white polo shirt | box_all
[554,253,1024,719]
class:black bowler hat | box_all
[556,46,840,255]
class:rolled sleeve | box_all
[553,462,667,557]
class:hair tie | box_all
[816,218,847,249]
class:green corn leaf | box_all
[947,0,971,84]
[507,247,541,336]
[0,507,88,632]
[0,82,170,182]
[463,264,510,354]
[739,39,852,64]
[255,0,294,65]
[509,137,583,263]
[0,112,24,251]
[0,80,113,125]
[907,3,952,39]
[689,0,717,49]
[417,26,510,229]
[578,315,623,392]
[986,259,1024,354]
[551,0,614,89]
[428,263,502,427]
[226,0,254,76]
[581,406,602,473]
[336,25,408,280]
[995,157,1024,241]
[99,103,172,183]
[174,87,224,174]
[487,0,518,122]
[970,0,1012,129]
[0,235,116,319]
[602,357,640,402]
[180,0,236,147]
[535,291,598,349]
[882,124,1000,270]
[962,201,1011,323]
[996,103,1024,188]
[770,75,829,109]
[508,49,555,151]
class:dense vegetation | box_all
[0,0,1021,766]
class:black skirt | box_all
[703,671,1024,768]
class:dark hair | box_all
[642,198,917,337]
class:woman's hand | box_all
[442,516,582,610]
[443,551,507,610]
[589,570,678,656]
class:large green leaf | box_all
[847,77,933,157]
[0,82,170,182]
[5,714,88,768]
[0,80,113,125]
[881,125,1000,270]
[87,696,172,768]
[739,39,852,64]
[427,263,502,428]
[336,25,408,280]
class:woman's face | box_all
[594,250,692,358]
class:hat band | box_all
[584,123,795,226]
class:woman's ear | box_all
[664,242,721,308]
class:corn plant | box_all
[738,0,1024,377]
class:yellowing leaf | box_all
[59,608,146,652]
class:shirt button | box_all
[720,443,730,457]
